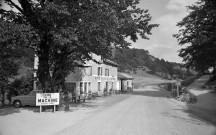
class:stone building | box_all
[65,53,118,97]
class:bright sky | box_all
[132,0,198,63]
[1,0,197,63]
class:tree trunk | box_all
[213,65,216,79]
[0,88,6,106]
[37,33,52,93]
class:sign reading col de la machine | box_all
[36,93,59,106]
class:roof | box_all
[118,72,133,80]
[103,59,118,67]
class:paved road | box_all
[56,86,216,135]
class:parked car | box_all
[11,90,43,108]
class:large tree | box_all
[174,0,216,76]
[1,0,158,92]
[0,20,23,105]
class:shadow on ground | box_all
[162,110,210,127]
[186,92,216,126]
[133,90,172,98]
[0,100,100,116]
[0,106,39,116]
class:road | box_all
[55,85,216,135]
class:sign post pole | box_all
[40,106,42,113]
[53,105,55,113]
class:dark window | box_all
[98,82,101,91]
[98,67,102,76]
[84,82,87,94]
[98,67,101,76]
[80,82,83,94]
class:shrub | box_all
[7,74,33,103]
[181,74,202,87]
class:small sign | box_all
[36,93,59,106]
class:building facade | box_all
[117,72,133,92]
[65,53,118,96]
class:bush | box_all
[181,74,202,87]
[7,74,33,103]
[176,87,197,104]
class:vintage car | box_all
[11,90,43,108]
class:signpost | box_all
[36,93,60,113]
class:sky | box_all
[1,0,197,63]
[131,0,198,63]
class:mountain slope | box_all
[112,48,195,80]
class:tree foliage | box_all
[0,20,23,105]
[174,0,216,74]
[7,73,33,103]
[1,0,158,92]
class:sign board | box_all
[36,93,59,106]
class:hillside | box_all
[112,48,196,80]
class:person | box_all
[64,91,70,111]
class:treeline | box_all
[112,48,195,79]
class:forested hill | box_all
[111,48,195,80]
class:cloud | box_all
[131,0,199,63]
[143,0,198,63]
[166,0,197,11]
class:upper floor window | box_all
[98,67,102,76]
[85,66,92,76]
[105,68,109,76]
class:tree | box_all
[1,0,158,92]
[0,21,22,106]
[174,0,216,76]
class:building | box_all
[65,53,118,97]
[117,72,133,92]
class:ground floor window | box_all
[84,82,87,94]
[98,82,101,91]
[88,82,91,92]
[80,81,91,94]
[80,82,83,94]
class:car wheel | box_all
[14,100,21,108]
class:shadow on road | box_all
[133,90,171,98]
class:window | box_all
[84,82,87,94]
[88,82,91,92]
[85,67,92,76]
[80,82,83,94]
[112,82,114,90]
[98,67,102,76]
[105,68,109,76]
[98,82,101,91]
[105,82,108,92]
